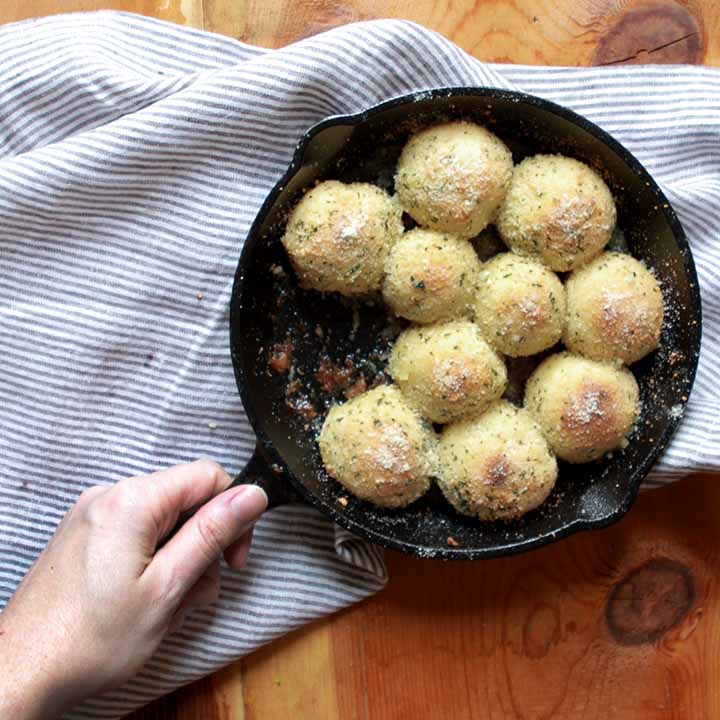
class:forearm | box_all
[0,682,59,720]
[0,612,72,720]
[0,654,63,720]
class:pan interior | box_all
[231,89,701,559]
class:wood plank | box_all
[0,0,203,28]
[132,661,245,719]
[136,618,339,720]
[241,620,340,720]
[203,0,243,38]
[331,475,720,720]
[202,0,720,66]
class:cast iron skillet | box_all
[229,87,702,560]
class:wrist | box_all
[0,619,75,720]
[0,665,64,720]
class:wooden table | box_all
[5,1,719,717]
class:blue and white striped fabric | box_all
[0,11,717,718]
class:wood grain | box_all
[135,662,246,719]
[241,621,340,720]
[203,0,720,66]
[5,1,720,718]
[328,476,720,720]
[0,0,202,28]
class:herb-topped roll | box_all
[475,253,565,357]
[382,228,481,324]
[282,180,403,296]
[394,121,513,238]
[524,352,640,463]
[319,385,438,508]
[497,155,616,271]
[388,320,507,424]
[563,252,664,364]
[438,400,557,521]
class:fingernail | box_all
[229,485,268,522]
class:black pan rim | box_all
[230,85,703,560]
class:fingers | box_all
[124,460,233,539]
[223,527,254,570]
[183,562,220,609]
[168,562,221,634]
[145,484,267,604]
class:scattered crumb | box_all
[338,497,349,507]
[668,404,684,420]
[196,292,204,300]
[207,421,217,430]
[447,536,460,547]
[286,393,317,420]
[269,340,293,373]
[345,376,367,400]
[316,357,357,393]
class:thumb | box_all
[144,485,267,605]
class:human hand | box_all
[0,460,267,720]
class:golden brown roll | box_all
[388,320,507,424]
[496,154,616,271]
[475,252,565,357]
[394,121,513,238]
[318,385,437,508]
[438,400,557,520]
[524,352,640,463]
[282,180,403,296]
[382,228,481,324]
[564,252,663,364]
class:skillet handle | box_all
[159,447,295,547]
[230,447,297,509]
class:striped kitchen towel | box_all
[0,11,718,718]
